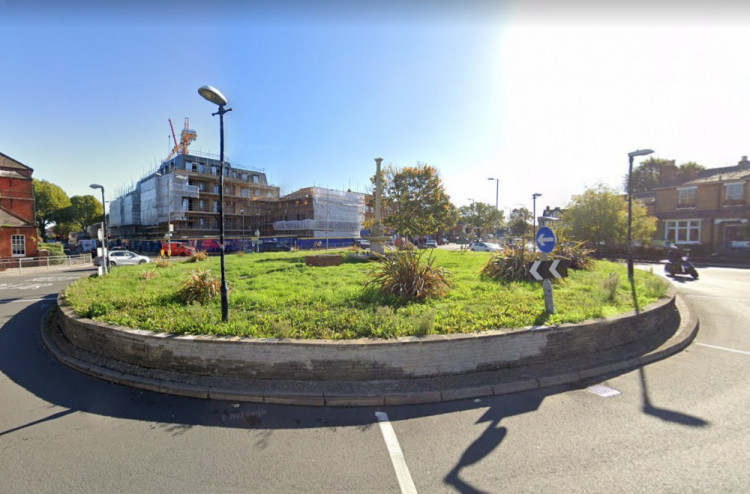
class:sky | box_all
[2,0,750,217]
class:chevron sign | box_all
[528,259,570,281]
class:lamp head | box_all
[628,149,654,158]
[198,85,228,106]
[90,184,103,191]
[533,193,542,199]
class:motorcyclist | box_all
[667,244,683,264]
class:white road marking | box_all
[587,384,621,398]
[696,343,750,356]
[375,411,417,494]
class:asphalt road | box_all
[1,265,748,493]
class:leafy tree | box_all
[68,194,103,231]
[458,202,504,238]
[624,157,705,194]
[507,207,532,237]
[377,163,455,237]
[561,184,656,249]
[33,179,71,241]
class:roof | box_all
[0,206,34,228]
[654,157,750,189]
[0,152,34,173]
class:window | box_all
[724,182,745,203]
[214,201,219,213]
[11,235,25,257]
[213,185,219,194]
[252,175,259,183]
[677,187,696,207]
[664,219,701,244]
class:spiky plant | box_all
[368,249,451,301]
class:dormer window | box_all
[677,186,696,208]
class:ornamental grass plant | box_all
[63,249,668,340]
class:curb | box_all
[41,294,699,407]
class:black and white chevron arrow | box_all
[528,260,569,281]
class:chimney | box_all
[739,156,750,169]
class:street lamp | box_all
[488,177,499,236]
[89,183,108,274]
[532,193,542,250]
[198,85,232,322]
[627,148,654,280]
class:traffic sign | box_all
[528,259,569,281]
[536,227,556,253]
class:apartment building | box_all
[652,156,750,255]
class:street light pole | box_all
[627,148,654,281]
[532,193,542,250]
[199,85,232,322]
[89,184,108,274]
[488,177,499,236]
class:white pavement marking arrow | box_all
[537,235,554,247]
[529,261,543,281]
[549,260,561,279]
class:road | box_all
[1,265,748,493]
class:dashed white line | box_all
[375,411,417,494]
[696,343,750,356]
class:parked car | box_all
[469,242,502,252]
[258,241,292,252]
[425,240,438,248]
[354,239,371,249]
[95,250,151,267]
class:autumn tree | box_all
[33,179,71,241]
[561,184,656,249]
[378,163,455,237]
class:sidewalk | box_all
[42,296,698,407]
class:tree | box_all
[561,184,656,249]
[624,157,705,194]
[507,207,532,237]
[33,179,71,241]
[68,195,103,231]
[378,163,455,237]
[458,202,504,238]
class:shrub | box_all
[236,250,245,257]
[140,269,159,280]
[154,258,170,268]
[179,268,221,304]
[368,249,451,301]
[481,245,541,281]
[398,239,416,251]
[600,272,620,303]
[555,240,595,270]
[187,250,209,263]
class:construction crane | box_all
[165,117,197,160]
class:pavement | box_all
[41,295,699,407]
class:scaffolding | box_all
[139,172,199,227]
[273,187,365,238]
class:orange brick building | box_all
[0,153,38,259]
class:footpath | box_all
[42,296,698,407]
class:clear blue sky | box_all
[2,0,750,216]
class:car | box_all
[469,242,502,252]
[95,250,151,267]
[354,239,370,249]
[425,240,438,248]
[161,242,196,256]
[258,241,292,252]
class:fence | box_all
[0,254,92,274]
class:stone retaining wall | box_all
[56,287,677,381]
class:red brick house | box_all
[0,153,39,259]
[653,156,750,255]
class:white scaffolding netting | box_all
[139,173,199,226]
[273,188,365,237]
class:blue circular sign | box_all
[536,227,556,253]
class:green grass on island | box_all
[63,249,668,340]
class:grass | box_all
[63,250,668,340]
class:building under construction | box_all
[108,118,367,245]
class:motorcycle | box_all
[664,252,699,279]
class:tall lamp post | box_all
[198,85,232,322]
[89,183,108,274]
[627,148,654,280]
[532,192,542,250]
[488,177,499,236]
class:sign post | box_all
[536,227,557,314]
